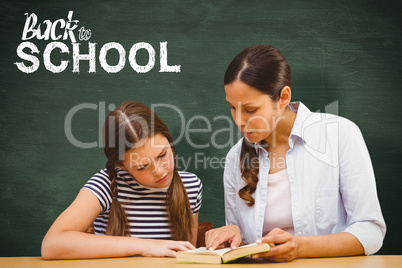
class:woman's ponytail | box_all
[239,139,259,206]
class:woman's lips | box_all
[243,131,253,137]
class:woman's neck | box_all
[265,106,296,148]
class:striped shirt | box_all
[83,168,203,239]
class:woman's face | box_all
[121,133,174,188]
[225,80,283,144]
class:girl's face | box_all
[121,133,174,188]
[225,80,283,144]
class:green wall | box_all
[0,0,401,256]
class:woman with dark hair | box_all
[41,101,202,259]
[205,45,385,262]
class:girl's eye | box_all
[229,105,235,110]
[137,165,148,171]
[158,152,167,158]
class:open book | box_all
[176,243,274,264]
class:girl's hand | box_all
[140,239,195,257]
[205,225,242,251]
[252,227,300,262]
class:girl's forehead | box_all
[147,135,170,151]
[127,134,169,157]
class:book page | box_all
[182,246,232,256]
[212,247,233,256]
[233,243,258,250]
[221,243,272,263]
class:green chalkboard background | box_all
[0,0,401,257]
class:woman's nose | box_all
[235,110,246,128]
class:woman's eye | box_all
[159,152,167,158]
[245,108,257,113]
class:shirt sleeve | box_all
[338,120,386,255]
[82,169,112,214]
[180,171,203,215]
[224,144,242,227]
[193,175,203,215]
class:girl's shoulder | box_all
[83,169,112,197]
[178,170,201,183]
[87,168,111,184]
[178,171,203,210]
[83,169,113,212]
[178,171,203,191]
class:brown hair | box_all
[102,101,193,240]
[224,45,291,206]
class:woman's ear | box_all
[279,86,291,109]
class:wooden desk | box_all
[1,255,401,268]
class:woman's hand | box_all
[140,239,195,257]
[252,227,300,262]
[205,225,243,250]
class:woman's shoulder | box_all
[299,110,364,155]
[226,138,244,158]
[296,102,358,132]
[306,112,360,138]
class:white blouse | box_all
[262,169,294,236]
[223,102,386,255]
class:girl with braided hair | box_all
[42,101,202,259]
